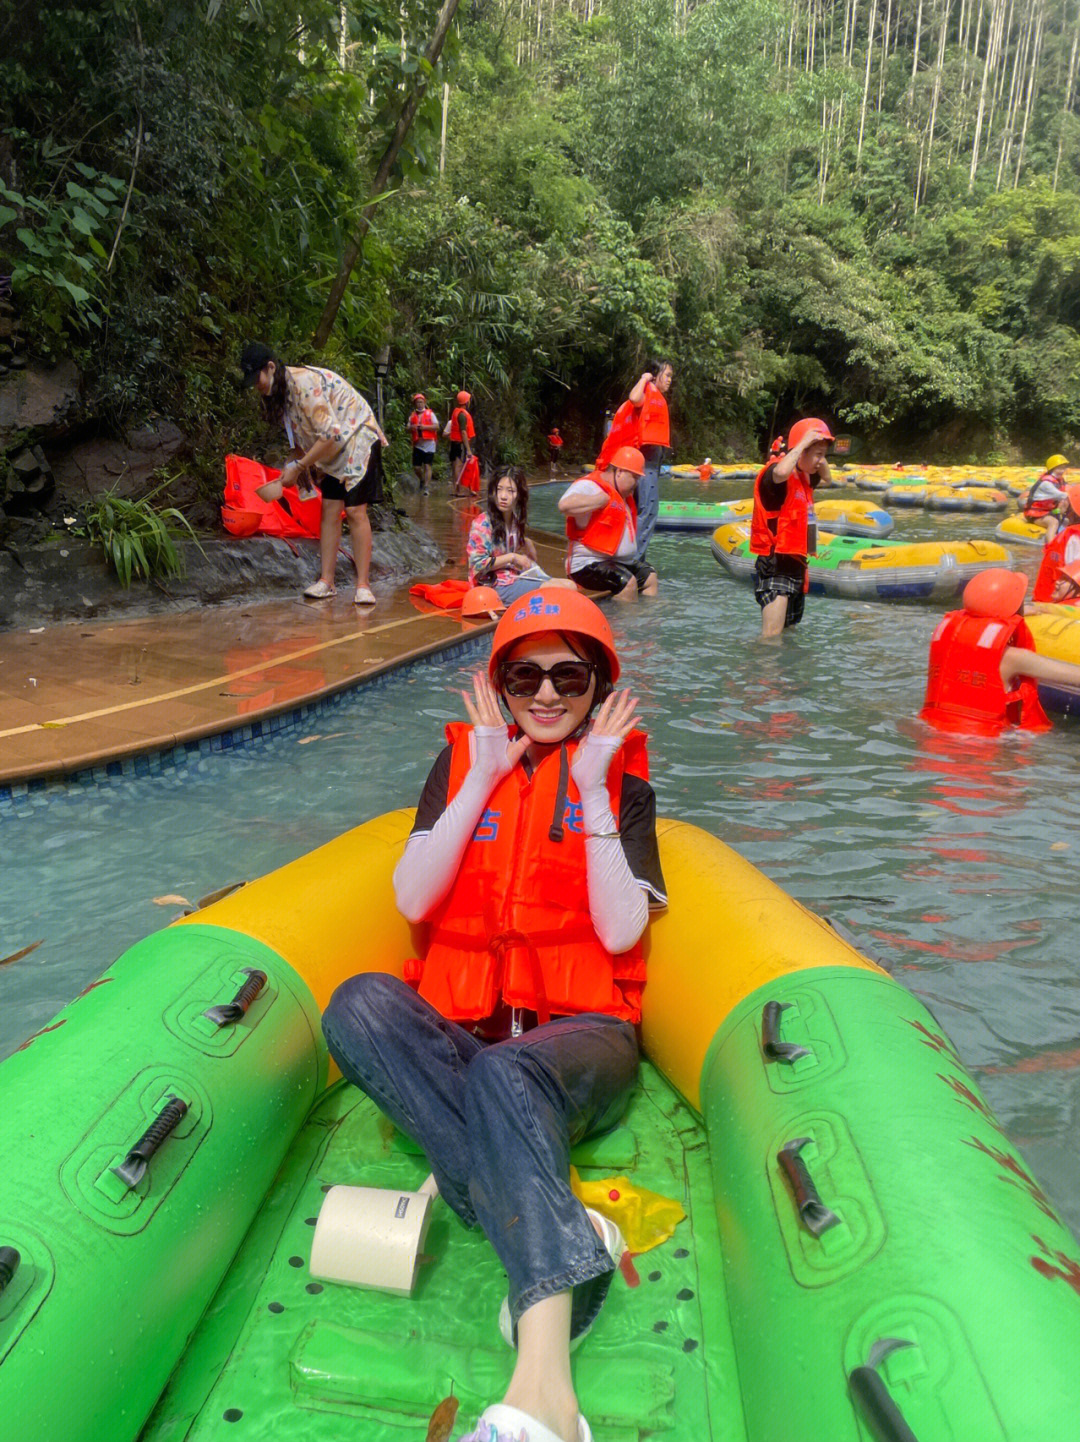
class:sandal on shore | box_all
[303,579,336,599]
[353,585,376,605]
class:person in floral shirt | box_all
[467,467,570,603]
[241,342,388,604]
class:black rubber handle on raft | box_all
[849,1366,920,1442]
[761,1001,810,1063]
[111,1096,188,1190]
[0,1247,20,1296]
[777,1137,840,1236]
[204,967,267,1026]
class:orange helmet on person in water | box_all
[488,586,620,683]
[610,446,646,477]
[461,585,506,619]
[1056,560,1080,592]
[787,418,835,450]
[963,568,1029,620]
[1065,484,1080,516]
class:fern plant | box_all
[80,483,202,587]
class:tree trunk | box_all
[1053,21,1080,190]
[312,0,462,350]
[1013,0,1045,184]
[858,0,880,163]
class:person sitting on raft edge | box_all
[920,568,1080,736]
[749,417,835,639]
[1022,455,1070,540]
[320,587,668,1442]
[558,446,658,600]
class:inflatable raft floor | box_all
[140,1064,736,1442]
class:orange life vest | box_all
[548,431,563,449]
[1033,523,1080,600]
[565,473,637,558]
[750,463,815,557]
[404,724,651,1025]
[638,382,670,449]
[919,611,1051,736]
[449,407,475,443]
[595,401,641,472]
[409,408,438,443]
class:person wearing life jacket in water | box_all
[750,417,834,638]
[448,390,476,493]
[558,446,659,599]
[1022,455,1070,537]
[919,568,1080,735]
[1050,558,1080,605]
[548,427,564,477]
[407,392,439,495]
[1032,484,1080,601]
[322,588,667,1442]
[594,397,641,474]
[627,361,673,562]
[768,436,785,460]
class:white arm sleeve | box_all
[393,728,507,922]
[579,782,650,955]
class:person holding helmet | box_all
[1032,484,1080,600]
[557,447,659,600]
[749,417,835,638]
[1022,455,1070,538]
[448,389,476,493]
[322,587,667,1442]
[920,568,1080,735]
[407,392,439,495]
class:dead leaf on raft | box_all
[1,940,44,967]
[152,894,192,907]
[425,1396,459,1442]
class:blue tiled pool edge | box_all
[0,631,489,817]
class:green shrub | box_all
[80,484,202,587]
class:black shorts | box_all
[753,553,807,626]
[320,446,384,507]
[572,558,656,595]
[412,446,434,468]
[448,441,469,463]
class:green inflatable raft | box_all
[1,814,1077,1442]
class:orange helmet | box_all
[461,585,505,619]
[610,445,645,477]
[456,390,471,405]
[1057,560,1080,590]
[963,568,1028,619]
[788,417,834,450]
[1066,483,1080,515]
[489,586,620,682]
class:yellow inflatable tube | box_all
[180,813,882,1111]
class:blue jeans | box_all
[495,573,550,603]
[636,445,664,559]
[322,974,639,1337]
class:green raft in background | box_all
[1,815,1078,1442]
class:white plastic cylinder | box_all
[309,1184,434,1296]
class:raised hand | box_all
[461,671,529,780]
[570,691,639,793]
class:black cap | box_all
[239,342,275,388]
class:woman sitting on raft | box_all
[322,588,667,1442]
[920,568,1080,736]
[467,466,569,602]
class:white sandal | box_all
[459,1404,593,1442]
[303,579,336,599]
[498,1207,625,1350]
[353,585,376,606]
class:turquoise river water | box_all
[2,476,1079,1238]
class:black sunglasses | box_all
[500,660,595,699]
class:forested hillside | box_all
[4,0,1080,472]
